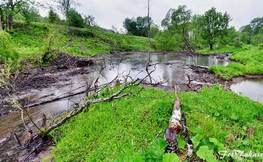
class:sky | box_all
[39,0,263,32]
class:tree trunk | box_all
[0,9,2,31]
[210,44,213,50]
[9,0,13,31]
[146,0,150,71]
[164,84,182,153]
[6,4,9,31]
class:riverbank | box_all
[0,51,263,161]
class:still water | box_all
[231,79,263,103]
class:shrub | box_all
[0,31,19,63]
[258,43,263,49]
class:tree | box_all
[66,8,84,28]
[48,8,60,23]
[161,5,195,52]
[239,25,253,44]
[22,5,41,24]
[123,16,153,37]
[251,26,263,45]
[190,14,205,49]
[250,17,263,35]
[199,7,231,50]
[84,15,97,29]
[0,0,36,31]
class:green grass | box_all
[196,46,238,54]
[49,85,175,161]
[48,84,263,162]
[8,21,155,64]
[197,45,263,80]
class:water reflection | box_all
[93,53,229,86]
[231,79,263,103]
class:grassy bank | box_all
[46,84,263,161]
[197,45,263,80]
[8,21,155,64]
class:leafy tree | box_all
[239,25,253,44]
[123,16,153,37]
[251,26,263,45]
[190,14,205,49]
[199,7,231,50]
[66,8,84,28]
[48,8,60,23]
[22,5,41,24]
[250,17,263,35]
[84,15,97,29]
[155,30,183,52]
[0,0,36,31]
[161,5,194,52]
[218,26,238,46]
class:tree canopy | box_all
[199,7,232,50]
[123,16,154,37]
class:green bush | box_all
[0,31,19,63]
[258,43,263,49]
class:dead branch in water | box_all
[40,71,154,137]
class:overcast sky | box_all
[40,0,263,32]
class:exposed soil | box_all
[0,51,253,162]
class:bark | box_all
[0,9,2,30]
[146,0,150,71]
[210,44,213,50]
[164,84,182,153]
[191,64,209,70]
[6,4,9,31]
[9,0,13,30]
[187,138,193,159]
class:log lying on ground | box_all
[191,64,209,70]
[164,83,182,153]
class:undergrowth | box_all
[47,84,263,162]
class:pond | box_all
[92,53,229,86]
[231,78,263,103]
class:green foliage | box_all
[199,7,232,50]
[204,46,263,79]
[66,8,85,28]
[258,43,263,49]
[154,31,182,52]
[162,153,180,162]
[161,5,191,36]
[0,31,19,63]
[50,86,175,161]
[180,84,263,161]
[48,9,60,24]
[196,146,217,162]
[22,6,42,24]
[123,16,154,37]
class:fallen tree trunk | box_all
[164,83,182,153]
[191,64,209,70]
